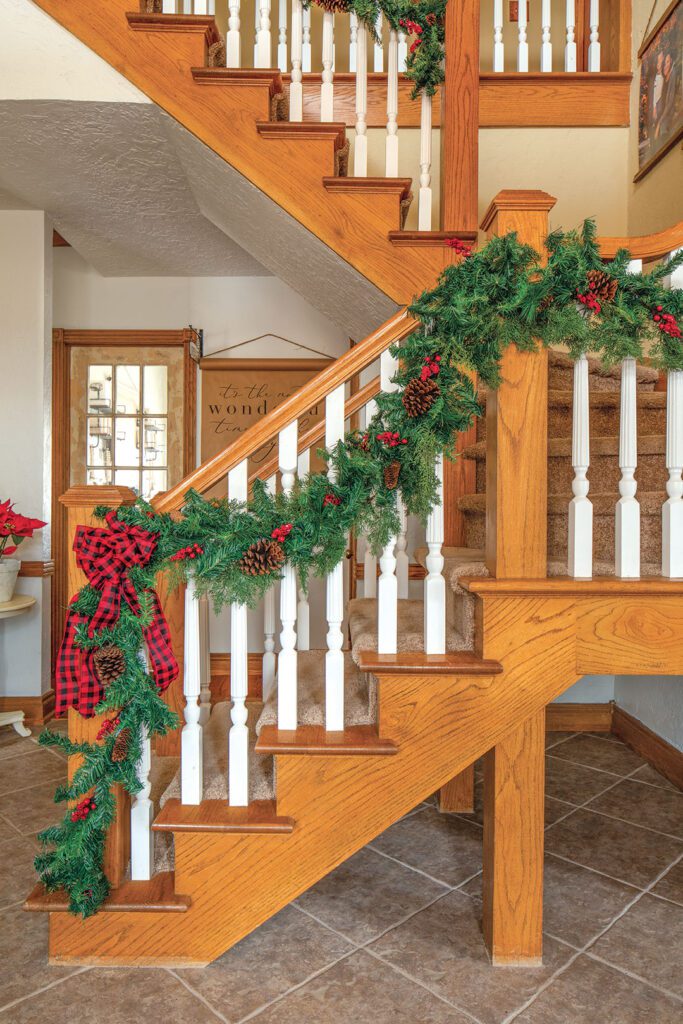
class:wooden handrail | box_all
[248,375,381,486]
[153,308,416,512]
[598,221,683,262]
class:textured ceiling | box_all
[0,99,267,276]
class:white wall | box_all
[615,677,683,752]
[0,210,52,697]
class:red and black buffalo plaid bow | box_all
[55,511,179,718]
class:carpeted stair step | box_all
[546,350,660,392]
[458,491,667,563]
[347,597,469,664]
[463,434,667,494]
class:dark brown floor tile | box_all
[0,905,78,1009]
[651,859,683,906]
[251,950,471,1023]
[176,905,353,1020]
[589,894,683,996]
[586,779,683,838]
[514,955,683,1023]
[549,735,646,776]
[0,781,65,836]
[296,846,448,944]
[545,732,576,750]
[544,755,619,805]
[0,748,65,796]
[545,809,682,888]
[0,835,40,910]
[1,967,222,1023]
[369,890,573,1024]
[631,763,681,793]
[370,805,482,886]
[542,854,639,947]
[0,731,35,762]
[0,814,21,846]
[545,797,574,827]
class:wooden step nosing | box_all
[460,575,683,596]
[388,230,478,247]
[256,122,346,147]
[356,652,504,676]
[255,724,398,756]
[191,67,283,91]
[24,873,191,913]
[152,798,295,834]
[126,12,219,43]
[323,176,412,200]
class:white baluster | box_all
[517,0,529,71]
[228,460,249,806]
[253,0,259,65]
[424,452,445,653]
[226,0,241,67]
[325,384,346,730]
[278,421,298,729]
[349,12,358,72]
[663,370,683,577]
[385,28,399,177]
[362,398,378,597]
[198,592,211,725]
[418,89,432,231]
[541,0,553,72]
[296,449,310,649]
[130,722,153,880]
[398,27,407,71]
[587,0,600,71]
[378,349,398,653]
[192,0,208,12]
[493,0,504,71]
[162,0,176,12]
[277,0,287,71]
[302,5,311,71]
[568,354,593,578]
[396,496,409,598]
[321,12,334,122]
[332,13,336,71]
[262,474,278,700]
[181,573,202,804]
[290,0,303,120]
[374,12,384,71]
[354,25,368,175]
[616,356,640,578]
[565,0,577,72]
[256,0,271,67]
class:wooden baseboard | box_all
[0,689,55,726]
[546,702,614,732]
[612,705,683,791]
[210,653,263,703]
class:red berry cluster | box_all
[271,523,293,543]
[71,796,96,823]
[420,353,441,382]
[576,290,601,314]
[96,715,120,741]
[323,492,342,507]
[446,238,473,258]
[170,543,204,562]
[399,17,423,53]
[377,431,408,448]
[653,305,682,339]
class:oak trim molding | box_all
[0,689,55,726]
[19,560,55,578]
[598,220,683,261]
[546,701,613,732]
[612,704,683,790]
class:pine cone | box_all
[537,293,554,313]
[312,0,349,12]
[93,645,126,687]
[402,376,440,418]
[111,728,131,764]
[384,461,401,490]
[239,539,286,576]
[586,269,618,304]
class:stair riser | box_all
[473,453,667,495]
[463,510,663,563]
[476,405,667,444]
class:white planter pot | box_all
[0,558,20,603]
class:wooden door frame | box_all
[51,328,199,667]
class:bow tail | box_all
[55,602,104,718]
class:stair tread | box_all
[192,67,283,89]
[348,597,470,661]
[388,230,478,247]
[153,798,294,834]
[24,872,190,913]
[356,651,504,675]
[462,434,667,461]
[256,121,347,147]
[323,176,412,200]
[258,651,375,732]
[256,724,397,755]
[126,12,220,42]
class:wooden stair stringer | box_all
[47,608,584,966]
[29,0,451,307]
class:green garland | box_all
[37,221,683,916]
[306,0,448,97]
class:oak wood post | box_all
[483,709,546,964]
[481,190,556,579]
[438,763,475,813]
[59,486,137,888]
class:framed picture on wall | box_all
[635,0,682,181]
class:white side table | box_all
[0,594,37,736]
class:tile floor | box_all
[0,725,681,1023]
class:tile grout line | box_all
[583,949,683,1004]
[540,761,664,834]
[364,842,458,889]
[545,752,643,779]
[235,948,360,1023]
[502,848,683,1023]
[0,966,91,1016]
[168,968,234,1024]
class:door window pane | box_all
[86,468,112,486]
[142,417,167,467]
[142,470,167,502]
[114,469,140,495]
[87,417,113,467]
[143,366,168,414]
[88,366,112,414]
[114,417,140,467]
[115,365,140,414]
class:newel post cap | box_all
[480,190,557,233]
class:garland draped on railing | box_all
[38,221,683,916]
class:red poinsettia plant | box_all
[0,499,46,558]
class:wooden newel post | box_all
[58,486,137,888]
[478,191,555,965]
